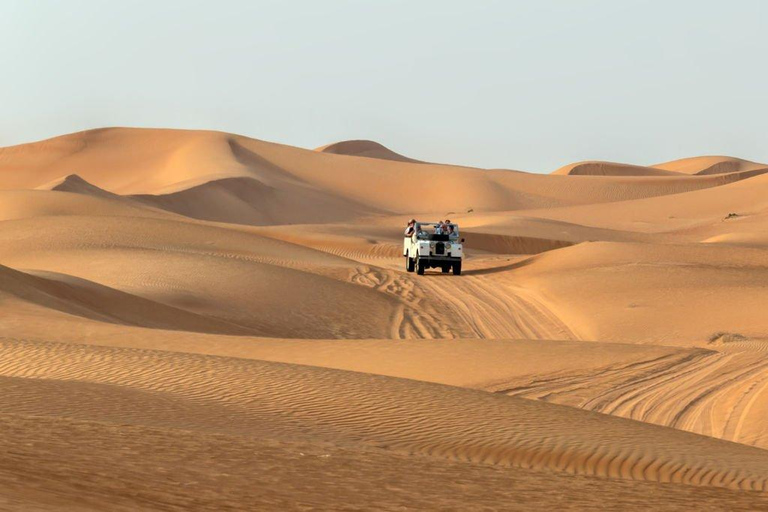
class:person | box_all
[436,219,452,235]
[404,219,416,237]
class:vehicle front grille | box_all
[435,242,445,255]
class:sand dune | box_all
[317,139,424,163]
[553,157,768,177]
[131,175,381,226]
[3,128,762,219]
[1,127,768,509]
[0,188,167,223]
[516,170,768,238]
[38,173,119,198]
[653,155,767,175]
[511,241,768,343]
[552,161,684,176]
[0,215,400,339]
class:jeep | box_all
[403,221,463,275]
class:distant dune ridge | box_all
[316,139,425,163]
[1,127,768,510]
[552,161,684,176]
[552,156,768,177]
[652,155,767,175]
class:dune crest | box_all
[316,139,423,163]
[552,161,684,176]
[37,173,119,199]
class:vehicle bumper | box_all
[419,256,461,267]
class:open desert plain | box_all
[0,127,767,511]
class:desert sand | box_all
[0,127,767,510]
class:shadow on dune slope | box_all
[0,264,253,335]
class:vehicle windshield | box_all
[415,222,459,240]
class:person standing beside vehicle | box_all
[403,219,417,262]
[404,219,416,237]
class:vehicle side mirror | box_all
[461,238,465,243]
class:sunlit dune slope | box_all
[516,171,768,236]
[514,241,768,344]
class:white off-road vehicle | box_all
[403,221,464,275]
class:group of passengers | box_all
[436,219,454,235]
[403,219,454,237]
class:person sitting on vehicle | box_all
[404,219,416,237]
[437,220,453,235]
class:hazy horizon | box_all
[2,0,766,172]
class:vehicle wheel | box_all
[406,253,415,272]
[453,262,462,275]
[441,265,450,273]
[417,258,425,275]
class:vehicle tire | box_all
[441,265,450,273]
[417,258,425,275]
[453,262,462,275]
[406,253,415,272]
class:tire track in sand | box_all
[413,272,577,341]
[493,348,768,449]
[348,264,576,341]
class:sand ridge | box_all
[2,338,768,493]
